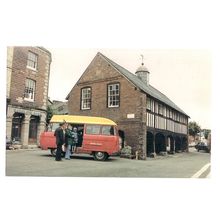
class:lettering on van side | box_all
[89,143,102,146]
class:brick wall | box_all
[9,47,51,111]
[68,53,146,149]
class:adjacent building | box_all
[49,100,68,115]
[6,47,52,148]
[67,52,189,158]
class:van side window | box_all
[101,126,115,136]
[85,125,101,135]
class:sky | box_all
[48,48,212,129]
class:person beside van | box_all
[72,127,78,153]
[65,124,74,160]
[54,122,67,161]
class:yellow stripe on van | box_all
[50,115,117,126]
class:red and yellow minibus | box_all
[40,115,120,161]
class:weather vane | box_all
[140,54,144,65]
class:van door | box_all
[82,125,102,152]
[99,125,117,153]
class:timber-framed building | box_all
[67,52,189,158]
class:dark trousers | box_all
[55,145,62,161]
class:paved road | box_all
[5,147,210,177]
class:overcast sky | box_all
[48,48,211,129]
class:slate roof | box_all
[99,52,189,117]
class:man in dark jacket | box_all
[54,122,67,161]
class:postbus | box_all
[40,115,120,161]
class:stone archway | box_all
[11,112,25,142]
[118,130,125,149]
[155,133,166,154]
[182,136,188,152]
[29,115,40,144]
[175,136,182,152]
[146,131,154,156]
[167,135,174,153]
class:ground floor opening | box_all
[6,105,46,148]
[146,129,188,157]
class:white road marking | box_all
[191,163,211,178]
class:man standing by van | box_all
[54,122,67,161]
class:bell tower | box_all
[135,55,150,85]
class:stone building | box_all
[66,52,189,158]
[49,100,68,115]
[6,47,52,148]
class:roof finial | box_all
[140,54,144,66]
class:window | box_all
[158,104,163,115]
[155,102,158,114]
[81,87,91,110]
[164,106,166,117]
[27,51,38,70]
[175,112,177,121]
[169,109,173,119]
[177,113,180,122]
[101,126,115,136]
[147,98,151,110]
[85,125,101,135]
[108,83,120,107]
[24,78,36,101]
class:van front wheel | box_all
[93,152,108,161]
[50,149,57,156]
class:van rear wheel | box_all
[93,152,108,161]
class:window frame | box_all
[80,87,92,110]
[169,109,173,119]
[85,124,101,135]
[24,78,36,102]
[27,51,38,71]
[158,103,163,115]
[101,125,115,136]
[107,83,120,108]
[147,98,151,110]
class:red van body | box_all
[40,115,120,161]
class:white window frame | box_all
[169,109,173,119]
[158,103,163,115]
[147,98,151,110]
[108,83,120,108]
[24,78,36,102]
[81,87,91,110]
[27,51,38,70]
